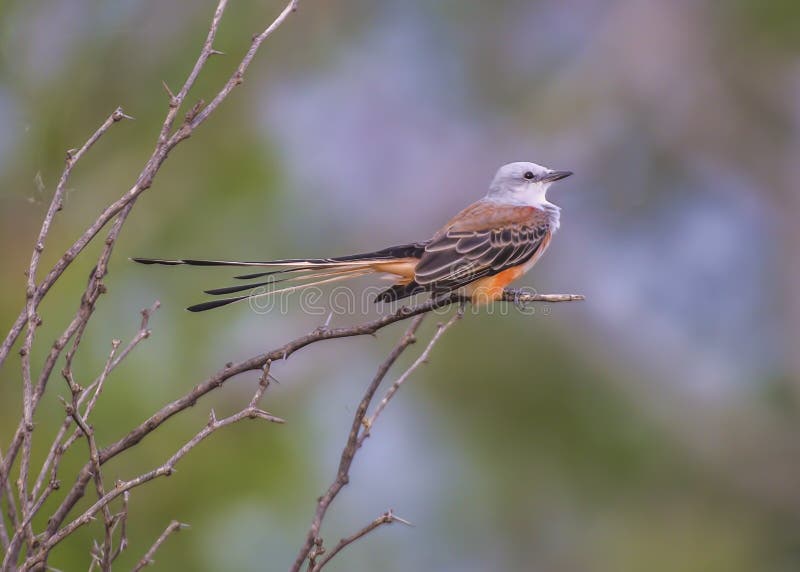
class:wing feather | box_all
[413,203,553,292]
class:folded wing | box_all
[413,202,552,293]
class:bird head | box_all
[487,161,572,204]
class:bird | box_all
[132,161,572,312]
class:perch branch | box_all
[23,291,581,571]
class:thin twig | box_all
[0,0,303,377]
[10,109,129,561]
[64,401,114,571]
[0,450,8,551]
[290,315,427,572]
[109,490,130,564]
[361,310,463,444]
[1,2,302,568]
[311,509,411,572]
[21,406,284,570]
[131,520,186,572]
[29,302,157,504]
[0,107,129,372]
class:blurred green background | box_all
[2,0,800,570]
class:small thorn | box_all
[387,510,413,527]
[209,48,225,56]
[112,107,135,121]
[161,80,177,106]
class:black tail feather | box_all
[187,295,249,312]
[233,268,302,280]
[132,242,428,272]
[133,257,291,267]
[204,281,273,296]
[131,257,183,266]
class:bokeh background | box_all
[2,0,800,570]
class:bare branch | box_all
[155,0,229,149]
[0,0,302,375]
[131,520,186,572]
[109,490,130,565]
[28,292,580,571]
[290,315,427,572]
[0,450,9,551]
[0,108,129,370]
[29,302,158,506]
[361,310,463,444]
[8,107,130,559]
[186,0,300,131]
[64,400,114,571]
[21,403,284,570]
[0,1,301,566]
[311,509,412,572]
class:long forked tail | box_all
[132,243,426,312]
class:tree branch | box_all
[131,520,186,572]
[361,310,463,444]
[290,315,427,572]
[25,291,581,571]
[311,509,412,572]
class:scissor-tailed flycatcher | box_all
[133,161,572,312]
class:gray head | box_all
[487,161,572,205]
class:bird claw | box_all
[507,288,528,311]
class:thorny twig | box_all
[131,520,187,572]
[361,310,463,444]
[311,509,412,572]
[0,0,303,569]
[21,365,285,571]
[291,316,427,572]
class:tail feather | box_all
[132,256,370,269]
[133,242,429,312]
[203,280,274,296]
[188,269,373,312]
[204,267,366,296]
[132,242,427,271]
[187,296,250,312]
[233,268,300,280]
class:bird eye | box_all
[523,171,535,180]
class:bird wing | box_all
[414,201,552,292]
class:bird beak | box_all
[540,170,573,182]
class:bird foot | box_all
[506,288,529,311]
